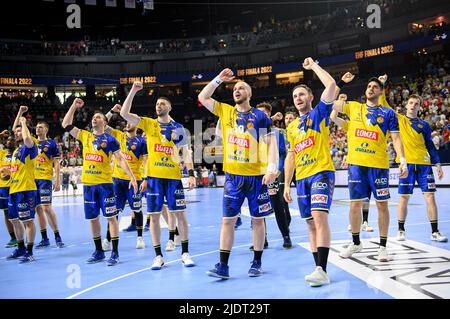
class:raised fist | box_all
[302,57,316,70]
[218,68,235,82]
[132,82,143,92]
[272,112,283,121]
[341,72,355,83]
[19,105,28,114]
[111,104,122,113]
[378,74,388,85]
[0,130,10,138]
[73,98,84,109]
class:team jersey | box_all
[9,143,38,194]
[34,138,60,181]
[213,101,272,176]
[77,130,120,185]
[274,128,287,172]
[0,149,12,188]
[343,101,399,169]
[137,117,188,180]
[287,100,335,180]
[379,94,440,165]
[110,129,147,181]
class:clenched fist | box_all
[132,82,143,92]
[218,68,235,82]
[302,57,316,70]
[341,72,355,83]
[72,98,84,109]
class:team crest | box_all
[306,118,313,127]
[247,123,254,129]
[43,147,48,152]
[377,117,384,124]
[101,142,107,148]
[418,124,423,129]
[131,145,136,150]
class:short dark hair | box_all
[292,84,313,95]
[157,96,172,105]
[93,110,108,123]
[256,102,272,114]
[37,121,49,130]
[367,77,383,89]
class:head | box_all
[5,135,15,151]
[36,121,49,138]
[365,78,383,102]
[233,81,252,105]
[292,85,314,113]
[156,97,172,117]
[256,102,272,118]
[14,126,22,143]
[284,111,296,127]
[91,111,107,130]
[124,122,137,134]
[406,94,423,117]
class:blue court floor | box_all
[0,187,449,299]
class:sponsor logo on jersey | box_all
[40,196,50,202]
[154,144,174,155]
[376,188,389,197]
[104,197,116,204]
[106,206,117,214]
[228,134,250,148]
[375,177,388,185]
[294,136,315,153]
[355,128,378,141]
[258,192,270,201]
[19,211,30,218]
[258,202,272,213]
[311,182,328,190]
[122,153,132,161]
[176,199,186,207]
[36,156,46,163]
[85,153,104,163]
[428,183,436,189]
[311,194,328,204]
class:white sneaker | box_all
[397,230,406,241]
[361,221,374,232]
[304,266,330,287]
[174,235,181,246]
[165,240,176,251]
[136,237,145,249]
[151,255,165,270]
[339,243,362,258]
[347,224,352,232]
[181,252,195,267]
[102,239,112,251]
[377,246,389,262]
[431,232,448,242]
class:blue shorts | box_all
[223,173,273,219]
[36,179,53,206]
[8,190,37,221]
[146,177,186,214]
[0,187,9,210]
[83,184,117,220]
[113,178,143,212]
[296,171,335,220]
[348,164,390,201]
[398,164,436,195]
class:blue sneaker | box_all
[35,238,50,249]
[144,224,149,232]
[86,250,105,264]
[107,251,119,266]
[55,236,65,248]
[234,217,242,229]
[123,224,137,232]
[206,262,230,279]
[248,260,263,277]
[19,252,35,264]
[6,248,26,260]
[5,239,18,248]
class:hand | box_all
[188,176,196,190]
[341,72,355,83]
[140,179,148,193]
[333,99,345,110]
[283,186,293,203]
[437,165,444,180]
[218,68,235,82]
[338,93,347,101]
[271,112,283,121]
[72,98,84,109]
[399,163,408,178]
[378,74,388,85]
[262,171,278,185]
[129,179,138,193]
[132,82,143,92]
[111,104,122,113]
[0,130,10,138]
[302,57,316,70]
[19,105,28,114]
[53,182,61,192]
[19,116,27,124]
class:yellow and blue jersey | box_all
[213,101,272,176]
[10,143,38,194]
[110,129,147,181]
[0,149,12,188]
[77,130,120,185]
[35,138,60,181]
[287,100,335,180]
[379,94,440,165]
[137,117,188,180]
[343,101,399,169]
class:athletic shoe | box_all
[5,239,17,248]
[174,235,181,247]
[123,224,137,232]
[6,248,26,260]
[248,260,263,277]
[249,239,269,251]
[234,217,242,229]
[151,255,165,270]
[377,246,389,262]
[181,252,195,267]
[35,238,50,249]
[165,240,176,251]
[102,239,112,251]
[55,236,65,248]
[361,221,374,232]
[206,262,229,279]
[19,252,36,264]
[107,251,119,266]
[339,243,362,258]
[282,236,292,249]
[136,237,145,249]
[86,250,105,264]
[305,266,330,287]
[144,223,150,232]
[396,230,406,241]
[347,224,352,232]
[431,232,448,242]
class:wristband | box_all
[211,75,223,88]
[188,169,195,177]
[337,80,347,89]
[267,163,278,174]
[64,125,75,132]
[400,157,407,166]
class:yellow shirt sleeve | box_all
[379,92,392,109]
[77,129,88,143]
[286,122,295,152]
[213,101,233,119]
[137,117,157,135]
